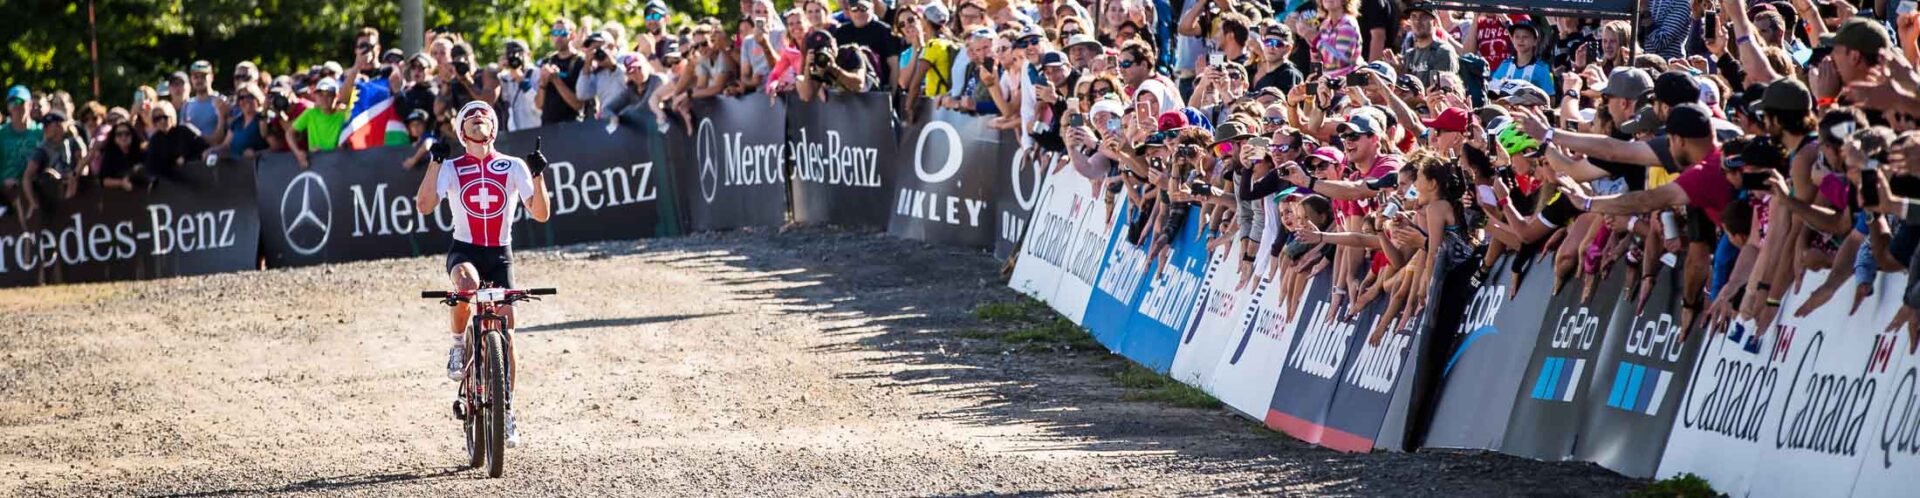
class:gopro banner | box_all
[1420,255,1554,450]
[888,108,1000,247]
[676,94,790,232]
[256,121,676,268]
[0,162,261,288]
[1571,266,1703,478]
[1500,271,1631,460]
[786,92,895,228]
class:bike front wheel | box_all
[483,331,509,478]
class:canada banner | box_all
[0,162,261,289]
[785,92,895,228]
[675,94,790,232]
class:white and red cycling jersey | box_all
[435,153,537,247]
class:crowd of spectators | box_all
[9,0,1920,357]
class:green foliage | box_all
[3,0,738,104]
[1631,473,1721,498]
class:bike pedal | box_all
[452,399,468,420]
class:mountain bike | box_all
[422,286,556,478]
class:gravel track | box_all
[0,228,1640,497]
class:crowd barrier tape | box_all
[1008,164,1920,493]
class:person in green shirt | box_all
[1,85,42,218]
[287,77,348,168]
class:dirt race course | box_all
[1,229,1642,497]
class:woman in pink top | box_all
[765,9,809,101]
[1314,0,1364,78]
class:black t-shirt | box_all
[402,82,437,125]
[541,52,586,124]
[1031,72,1082,153]
[96,144,142,180]
[145,125,206,174]
[833,21,903,86]
[1590,130,1649,191]
[1252,62,1303,94]
[1357,0,1398,58]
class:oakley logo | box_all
[279,171,333,256]
[913,121,963,184]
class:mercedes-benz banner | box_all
[0,161,261,288]
[256,121,678,268]
[785,92,896,228]
[676,94,790,231]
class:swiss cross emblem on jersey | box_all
[461,177,511,219]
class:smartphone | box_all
[1067,113,1087,127]
[1208,53,1225,66]
[1902,0,1918,15]
[1739,171,1772,191]
[1660,211,1680,240]
[1862,160,1885,207]
[1305,80,1321,96]
[1704,11,1720,39]
[1346,71,1370,87]
[1381,201,1402,218]
[1586,41,1602,62]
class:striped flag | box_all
[337,79,411,149]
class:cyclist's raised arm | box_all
[416,157,453,213]
[517,156,551,222]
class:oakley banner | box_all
[676,94,790,232]
[785,92,896,228]
[993,138,1051,260]
[257,121,675,268]
[888,108,1000,247]
[0,162,260,288]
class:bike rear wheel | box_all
[483,331,509,478]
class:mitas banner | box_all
[785,92,895,227]
[888,107,1000,248]
[0,162,261,289]
[256,121,677,268]
[676,94,790,232]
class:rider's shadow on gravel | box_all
[638,228,1638,497]
[153,466,468,497]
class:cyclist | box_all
[415,100,551,447]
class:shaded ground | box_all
[0,227,1640,496]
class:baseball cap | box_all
[1065,33,1102,51]
[504,39,530,54]
[381,48,405,64]
[1403,1,1436,17]
[1833,17,1892,54]
[1494,80,1551,106]
[1473,105,1509,125]
[1089,98,1126,117]
[1739,135,1787,169]
[38,111,68,124]
[644,0,669,15]
[1016,22,1044,41]
[190,60,213,73]
[1510,21,1541,38]
[1653,71,1700,106]
[1308,146,1347,165]
[1619,105,1663,135]
[923,2,951,24]
[1421,107,1471,133]
[967,27,995,41]
[1157,110,1189,131]
[1039,51,1068,67]
[804,30,836,51]
[1667,103,1715,139]
[322,61,344,75]
[313,77,341,93]
[5,85,27,103]
[1341,113,1384,136]
[1755,78,1813,116]
[847,0,874,9]
[1360,61,1396,81]
[1597,67,1655,100]
[405,108,432,124]
[1211,120,1256,144]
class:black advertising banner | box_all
[785,92,895,227]
[1573,266,1703,478]
[888,108,999,248]
[993,133,1050,260]
[1427,0,1636,19]
[1421,254,1555,450]
[493,120,680,245]
[257,122,677,268]
[1501,270,1631,460]
[678,94,790,231]
[0,162,261,288]
[1264,271,1398,452]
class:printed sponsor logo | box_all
[1773,331,1880,456]
[280,171,333,255]
[1347,331,1411,393]
[1093,229,1148,303]
[1606,361,1676,415]
[1529,356,1588,402]
[789,128,881,188]
[697,117,786,204]
[1289,301,1356,379]
[0,208,238,273]
[1881,366,1920,468]
[1138,254,1204,331]
[1677,323,1778,442]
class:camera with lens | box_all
[594,47,611,61]
[452,60,473,77]
[268,89,292,114]
[506,52,528,70]
[806,48,836,82]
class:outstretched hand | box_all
[527,137,549,177]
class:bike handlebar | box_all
[419,288,559,304]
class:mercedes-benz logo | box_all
[914,121,963,184]
[696,118,720,203]
[278,171,332,256]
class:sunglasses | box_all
[1013,38,1039,48]
[1339,132,1367,142]
[1215,142,1236,155]
[151,114,171,121]
[356,42,375,51]
[645,13,665,21]
[551,28,571,37]
[1118,59,1137,69]
[1262,38,1285,48]
[114,131,133,137]
[1265,116,1286,126]
[850,5,869,12]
